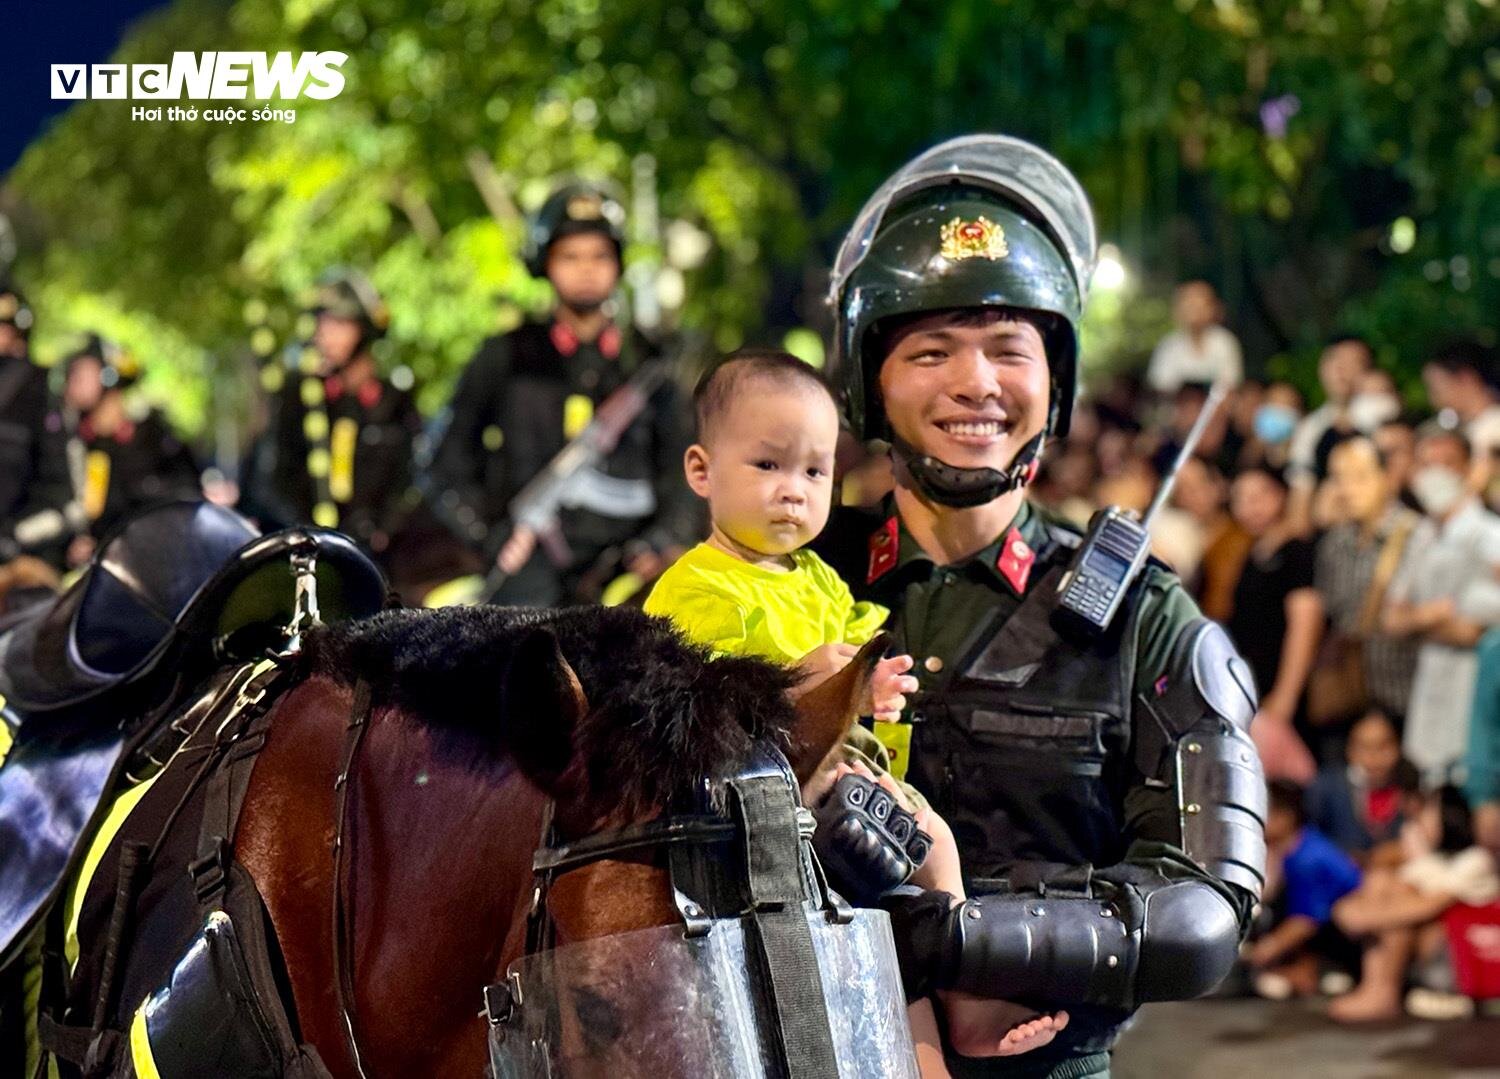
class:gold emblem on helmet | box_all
[940,216,1009,261]
[0,295,15,320]
[566,194,605,221]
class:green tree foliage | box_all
[7,0,1499,437]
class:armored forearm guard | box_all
[939,877,1241,1009]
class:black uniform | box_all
[244,364,422,552]
[426,318,698,605]
[0,354,72,558]
[76,410,201,540]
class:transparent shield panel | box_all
[488,910,917,1078]
[829,134,1097,305]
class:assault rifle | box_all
[477,357,673,603]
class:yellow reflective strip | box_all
[563,394,593,440]
[329,417,358,503]
[421,574,485,608]
[873,722,913,782]
[600,572,643,608]
[83,450,111,521]
[129,1001,163,1079]
[0,716,11,766]
[63,773,163,972]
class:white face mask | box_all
[1349,392,1400,432]
[1411,465,1467,518]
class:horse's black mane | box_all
[302,605,800,813]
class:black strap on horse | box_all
[36,657,292,1077]
[727,771,841,1079]
[329,680,374,1079]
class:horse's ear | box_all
[499,627,589,793]
[784,633,888,786]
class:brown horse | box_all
[67,603,877,1078]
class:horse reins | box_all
[331,679,374,1079]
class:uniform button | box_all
[924,656,944,673]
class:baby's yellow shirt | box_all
[643,542,888,663]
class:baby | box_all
[644,350,1066,1068]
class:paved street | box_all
[1115,999,1500,1078]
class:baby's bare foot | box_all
[993,1011,1069,1057]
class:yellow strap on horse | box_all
[62,773,163,972]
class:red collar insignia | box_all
[551,319,620,359]
[550,320,579,356]
[995,527,1035,594]
[322,376,342,402]
[357,380,383,410]
[867,516,900,584]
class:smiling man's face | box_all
[877,309,1051,476]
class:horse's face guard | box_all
[486,743,918,1079]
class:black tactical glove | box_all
[812,772,931,906]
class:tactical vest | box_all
[901,529,1153,888]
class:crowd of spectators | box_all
[1033,282,1500,1019]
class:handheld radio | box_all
[1052,383,1228,638]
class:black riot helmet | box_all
[309,269,390,340]
[523,183,626,278]
[828,135,1097,506]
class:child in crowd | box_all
[1330,785,1500,1022]
[1247,780,1363,998]
[1306,710,1419,861]
[644,350,1067,1067]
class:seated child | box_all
[1306,710,1418,862]
[644,349,1067,1069]
[1247,780,1363,998]
[1330,784,1500,1022]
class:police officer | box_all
[819,136,1266,1076]
[243,271,422,557]
[426,183,697,605]
[0,285,74,565]
[61,335,201,563]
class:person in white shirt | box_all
[1422,339,1500,491]
[1145,280,1243,393]
[1286,334,1374,531]
[1383,429,1500,784]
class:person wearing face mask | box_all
[1382,429,1500,785]
[1421,339,1500,492]
[1241,381,1303,472]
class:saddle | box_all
[0,500,388,970]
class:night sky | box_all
[2,1,172,173]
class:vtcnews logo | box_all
[51,52,348,101]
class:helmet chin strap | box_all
[890,429,1047,508]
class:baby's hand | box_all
[796,642,859,688]
[865,653,919,722]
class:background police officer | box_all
[426,183,698,605]
[819,136,1267,1078]
[242,271,421,559]
[60,335,201,563]
[0,284,73,566]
